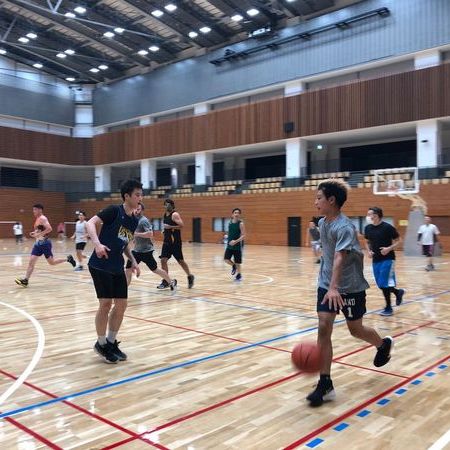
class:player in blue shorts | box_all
[364,207,405,316]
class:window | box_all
[213,217,228,232]
[1,167,39,188]
[151,218,162,231]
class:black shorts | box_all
[126,250,158,271]
[76,242,87,251]
[317,287,366,321]
[89,266,127,299]
[422,245,433,257]
[224,248,242,264]
[160,242,184,261]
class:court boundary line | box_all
[282,353,450,449]
[429,428,450,450]
[0,301,45,406]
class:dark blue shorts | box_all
[31,240,53,259]
[317,287,366,321]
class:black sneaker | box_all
[235,273,242,281]
[188,274,195,289]
[94,341,119,364]
[231,264,237,276]
[306,378,336,407]
[316,259,321,264]
[169,279,177,291]
[110,340,127,361]
[15,277,28,287]
[395,289,405,306]
[374,336,393,367]
[157,279,169,289]
[67,255,76,267]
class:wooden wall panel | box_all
[0,188,66,238]
[65,185,450,251]
[0,127,92,165]
[92,64,450,165]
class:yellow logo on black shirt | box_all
[118,225,134,244]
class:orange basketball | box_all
[291,341,321,373]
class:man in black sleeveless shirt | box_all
[158,199,195,289]
[86,179,142,363]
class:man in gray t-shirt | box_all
[305,179,393,408]
[318,214,369,294]
[125,203,177,290]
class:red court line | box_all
[125,314,291,353]
[0,369,168,450]
[100,373,303,450]
[282,352,450,449]
[4,416,62,449]
[101,320,432,450]
[334,361,408,379]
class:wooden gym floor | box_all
[0,239,449,449]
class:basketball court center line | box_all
[3,415,62,449]
[100,321,432,450]
[282,353,450,450]
[0,369,170,450]
[428,428,450,450]
[0,301,45,407]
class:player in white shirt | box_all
[13,222,23,244]
[417,216,440,271]
[70,211,88,271]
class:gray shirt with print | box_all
[318,213,369,293]
[133,216,154,253]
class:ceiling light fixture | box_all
[64,49,75,55]
[231,14,243,22]
[138,49,148,55]
[56,52,67,58]
[114,27,125,34]
[0,49,7,55]
[18,37,30,43]
[199,26,211,33]
[164,4,177,12]
[66,77,76,82]
[148,45,159,52]
[151,9,164,17]
[89,68,100,73]
[65,12,76,18]
[188,31,198,38]
[26,32,37,39]
[33,63,43,69]
[74,6,86,14]
[103,31,115,38]
[247,8,259,16]
[98,64,108,70]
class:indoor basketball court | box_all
[1,0,450,449]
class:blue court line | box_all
[377,398,390,405]
[425,371,436,377]
[395,388,407,395]
[357,410,371,418]
[0,323,322,420]
[411,379,422,385]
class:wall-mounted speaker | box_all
[284,122,294,133]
